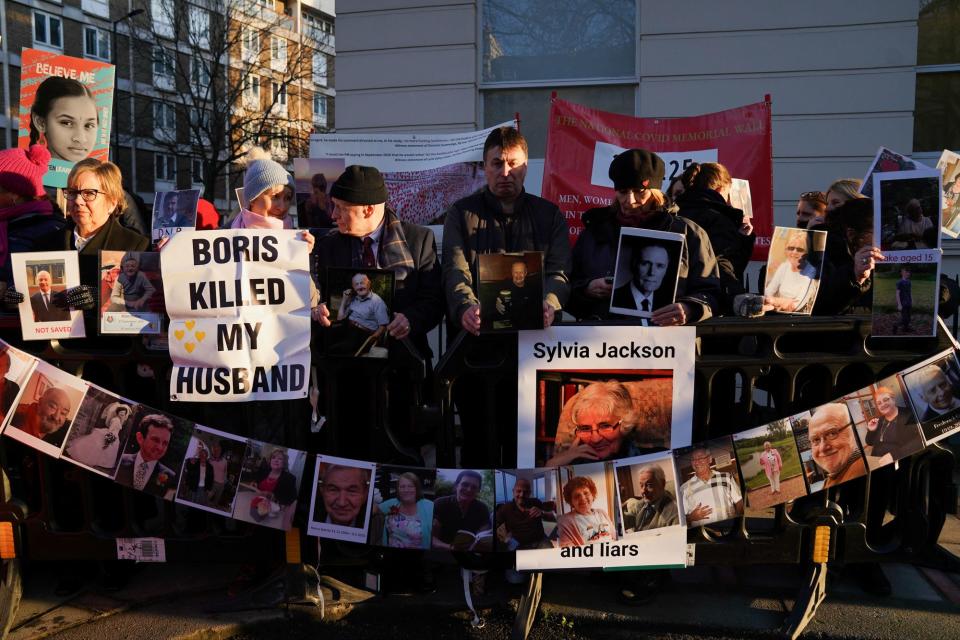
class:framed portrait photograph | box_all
[609,228,684,319]
[4,360,89,457]
[233,440,307,531]
[323,267,395,357]
[11,251,85,340]
[477,251,544,331]
[763,226,827,315]
[308,455,377,543]
[873,169,942,252]
[151,189,200,242]
[99,251,164,335]
[900,350,960,446]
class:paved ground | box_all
[6,514,960,640]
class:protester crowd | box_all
[0,124,952,604]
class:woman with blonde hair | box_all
[824,178,864,219]
[567,149,721,323]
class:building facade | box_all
[335,0,958,258]
[0,0,336,211]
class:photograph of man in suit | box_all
[10,385,72,448]
[115,414,178,497]
[612,244,671,316]
[30,269,70,322]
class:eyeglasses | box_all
[574,420,622,439]
[809,424,850,448]
[785,245,806,253]
[64,188,102,202]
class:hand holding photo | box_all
[11,252,86,340]
[609,228,684,319]
[762,226,826,315]
[323,267,395,357]
[873,169,942,252]
[152,190,200,241]
[99,251,163,335]
[477,252,544,331]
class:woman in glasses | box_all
[764,228,819,313]
[0,144,66,291]
[567,148,720,324]
[546,380,635,466]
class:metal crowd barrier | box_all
[0,315,957,640]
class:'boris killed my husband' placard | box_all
[161,230,312,401]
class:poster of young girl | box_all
[18,48,115,188]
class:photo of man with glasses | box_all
[807,402,867,488]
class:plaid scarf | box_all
[379,207,415,281]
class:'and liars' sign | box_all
[161,230,312,402]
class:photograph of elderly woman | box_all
[732,421,808,509]
[367,465,436,549]
[789,403,867,490]
[494,469,557,551]
[174,426,247,515]
[871,262,938,337]
[61,387,138,477]
[323,267,395,357]
[763,226,826,315]
[556,461,617,548]
[841,375,924,470]
[234,441,307,531]
[99,250,164,335]
[17,49,114,187]
[875,171,941,252]
[901,351,960,445]
[674,437,744,528]
[535,370,673,468]
[614,452,681,536]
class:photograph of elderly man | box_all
[8,363,87,454]
[903,354,960,445]
[324,268,394,357]
[610,229,684,319]
[29,266,70,322]
[805,403,867,488]
[675,438,744,527]
[477,252,544,331]
[616,456,680,534]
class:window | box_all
[271,35,287,69]
[191,157,206,185]
[313,52,327,86]
[272,81,287,106]
[915,1,960,151]
[303,13,333,42]
[241,27,259,63]
[33,11,63,49]
[151,0,174,38]
[481,0,635,83]
[190,57,211,87]
[153,47,175,80]
[243,74,260,108]
[189,5,210,49]
[155,153,176,182]
[189,106,210,129]
[153,101,176,140]
[81,0,110,18]
[313,93,327,127]
[83,26,110,61]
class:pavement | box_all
[6,514,960,640]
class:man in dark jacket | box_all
[441,127,571,467]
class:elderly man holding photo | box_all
[680,447,743,525]
[808,403,866,488]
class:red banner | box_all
[542,98,773,259]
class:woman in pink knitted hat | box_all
[0,144,66,289]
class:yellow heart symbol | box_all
[185,320,196,330]
[195,331,206,342]
[185,342,196,353]
[174,329,185,341]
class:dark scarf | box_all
[379,207,414,281]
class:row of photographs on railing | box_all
[1,338,959,568]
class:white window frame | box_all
[83,25,111,61]
[188,5,211,50]
[153,101,176,141]
[270,35,287,71]
[151,0,174,39]
[153,46,176,91]
[155,153,177,183]
[33,11,63,50]
[243,74,261,109]
[312,52,327,86]
[313,92,327,128]
[191,157,206,187]
[241,27,259,63]
[81,0,110,18]
[190,57,211,88]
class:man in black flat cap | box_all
[315,165,443,457]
